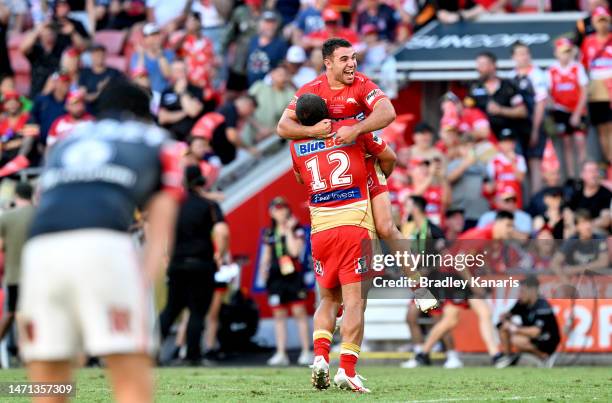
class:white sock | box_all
[446,350,459,360]
[414,344,423,354]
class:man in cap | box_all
[46,89,94,148]
[79,43,124,106]
[130,23,174,94]
[246,10,289,86]
[285,45,317,88]
[304,8,360,50]
[27,70,71,147]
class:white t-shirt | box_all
[191,1,225,28]
[146,0,189,27]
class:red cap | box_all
[64,47,80,58]
[245,0,263,7]
[131,67,148,78]
[2,90,20,102]
[555,37,573,51]
[66,89,85,104]
[361,24,378,36]
[592,6,611,20]
[322,8,340,22]
[498,186,517,199]
[52,71,71,82]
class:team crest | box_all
[355,256,369,274]
[314,260,324,276]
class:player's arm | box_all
[513,325,541,338]
[277,108,332,140]
[375,145,396,178]
[361,133,396,177]
[336,98,396,144]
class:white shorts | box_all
[18,229,156,362]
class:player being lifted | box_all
[277,38,437,312]
[291,93,396,393]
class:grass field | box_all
[0,366,609,402]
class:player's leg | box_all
[499,324,512,355]
[400,303,424,368]
[422,303,461,356]
[159,271,189,346]
[268,306,289,366]
[204,289,225,356]
[437,312,463,369]
[312,285,341,389]
[104,353,154,403]
[371,191,403,242]
[510,334,548,359]
[0,285,18,342]
[468,299,500,356]
[290,303,312,365]
[184,270,215,363]
[27,361,73,403]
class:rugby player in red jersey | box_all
[291,93,396,392]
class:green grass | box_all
[0,366,610,402]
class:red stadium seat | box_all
[105,55,128,73]
[94,30,127,55]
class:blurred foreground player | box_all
[19,80,184,403]
[290,93,397,393]
[496,275,560,368]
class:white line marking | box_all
[405,396,537,403]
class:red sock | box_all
[313,329,333,362]
[340,354,358,377]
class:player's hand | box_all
[336,124,360,144]
[309,119,332,139]
[486,101,502,115]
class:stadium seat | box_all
[105,55,128,73]
[94,30,127,55]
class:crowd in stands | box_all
[0,0,610,243]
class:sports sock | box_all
[340,342,360,377]
[414,344,423,354]
[313,329,333,362]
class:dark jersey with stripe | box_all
[29,118,184,238]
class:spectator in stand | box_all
[246,11,289,86]
[28,71,71,148]
[546,38,588,179]
[444,208,465,241]
[191,0,226,55]
[408,122,445,166]
[146,0,189,33]
[527,168,573,218]
[474,0,507,12]
[469,52,528,142]
[396,0,437,35]
[20,22,69,97]
[130,22,174,94]
[574,0,610,46]
[357,0,398,42]
[291,0,325,47]
[485,128,527,208]
[327,0,352,27]
[0,91,35,176]
[245,65,295,146]
[175,12,217,92]
[285,45,317,88]
[185,130,222,188]
[46,89,94,148]
[158,59,206,142]
[509,42,548,193]
[222,0,265,93]
[79,43,124,107]
[260,196,311,367]
[447,134,490,230]
[274,0,302,27]
[130,67,160,114]
[360,24,389,76]
[56,47,81,93]
[477,186,532,240]
[435,0,485,24]
[94,0,147,31]
[303,7,360,51]
[581,6,612,164]
[0,4,12,79]
[441,92,496,144]
[0,0,27,33]
[0,76,33,112]
[568,160,612,230]
[210,95,258,165]
[531,187,569,239]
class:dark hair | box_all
[477,51,497,65]
[575,208,592,223]
[495,210,514,221]
[413,122,434,134]
[322,38,352,60]
[185,165,206,190]
[520,274,539,289]
[190,11,202,21]
[237,94,258,109]
[511,41,529,55]
[15,182,33,201]
[296,93,328,126]
[410,195,427,213]
[97,79,151,120]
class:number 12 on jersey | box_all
[305,150,353,192]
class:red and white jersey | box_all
[47,113,95,147]
[397,184,445,227]
[180,34,215,88]
[487,152,527,207]
[290,120,386,234]
[458,107,496,143]
[287,72,387,122]
[581,33,612,80]
[546,61,588,112]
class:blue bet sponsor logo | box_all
[294,137,351,157]
[311,187,361,204]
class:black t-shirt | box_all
[434,0,476,11]
[263,224,305,279]
[212,102,240,165]
[574,16,595,47]
[560,233,608,266]
[569,186,612,219]
[469,78,525,138]
[510,298,560,345]
[169,191,224,270]
[0,19,12,77]
[78,67,123,95]
[25,41,68,97]
[29,118,181,237]
[160,84,204,141]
